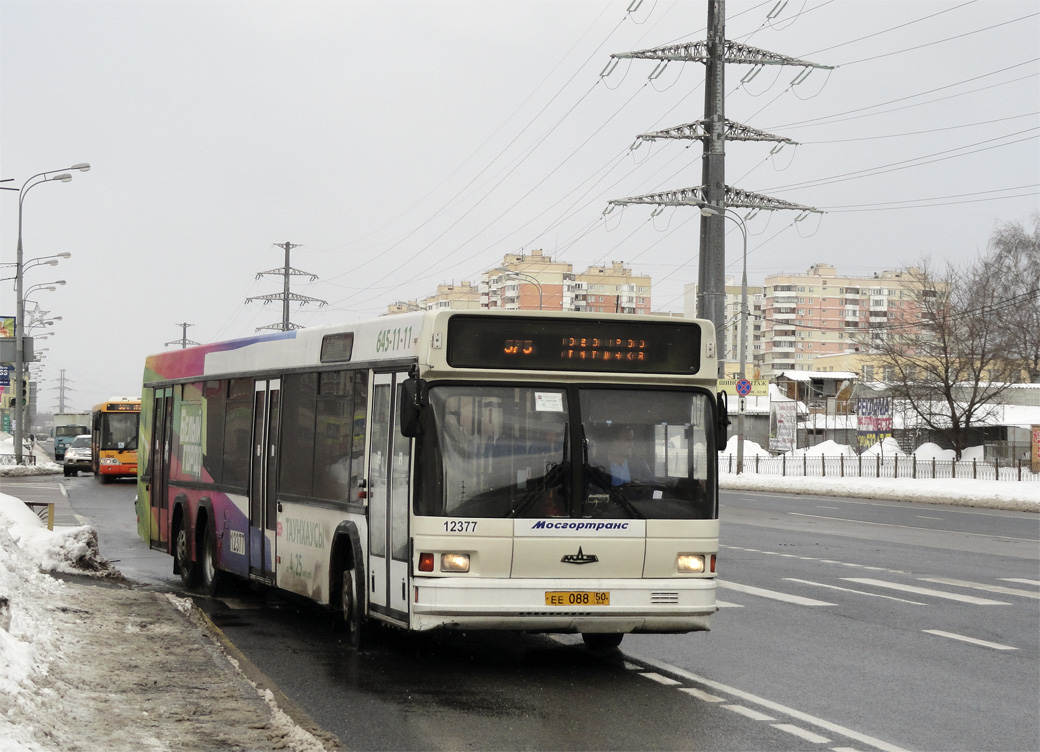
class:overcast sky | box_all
[2,0,1037,412]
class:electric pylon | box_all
[245,242,327,332]
[606,0,831,375]
[165,322,200,349]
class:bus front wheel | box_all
[337,565,365,650]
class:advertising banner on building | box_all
[857,397,893,450]
[769,401,797,452]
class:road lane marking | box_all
[715,600,744,608]
[922,630,1017,650]
[918,577,1040,600]
[774,723,831,744]
[1000,578,1040,587]
[640,672,681,686]
[784,578,927,605]
[679,687,725,703]
[724,705,774,721]
[719,581,835,606]
[842,578,1009,605]
[788,513,1037,543]
[630,653,911,752]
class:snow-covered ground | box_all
[0,433,332,752]
[0,432,1036,750]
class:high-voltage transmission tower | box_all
[245,241,327,332]
[606,0,831,376]
[53,369,75,414]
[165,322,200,349]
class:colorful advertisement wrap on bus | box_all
[137,331,299,575]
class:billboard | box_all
[857,397,893,450]
[769,401,797,452]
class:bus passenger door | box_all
[367,372,412,620]
[249,379,280,583]
[149,388,173,549]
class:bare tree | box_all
[865,258,1017,459]
[988,215,1040,382]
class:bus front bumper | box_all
[410,577,716,634]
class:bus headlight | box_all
[101,458,120,465]
[677,554,705,573]
[440,553,470,573]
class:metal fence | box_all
[719,453,1040,482]
[0,454,36,466]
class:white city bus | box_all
[137,310,728,649]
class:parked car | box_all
[63,434,93,477]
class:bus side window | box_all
[280,373,317,498]
[223,378,253,489]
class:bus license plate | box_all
[545,591,610,606]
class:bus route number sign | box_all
[545,591,610,606]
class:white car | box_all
[63,434,93,477]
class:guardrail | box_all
[0,454,37,466]
[24,501,55,530]
[719,453,1040,482]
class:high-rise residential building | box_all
[387,281,481,314]
[759,264,924,378]
[684,278,765,378]
[479,251,651,314]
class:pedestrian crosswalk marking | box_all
[923,630,1016,651]
[843,579,1009,605]
[919,577,1040,600]
[784,578,926,605]
[719,581,835,606]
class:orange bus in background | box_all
[91,397,141,482]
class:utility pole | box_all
[245,241,327,332]
[606,0,830,377]
[165,322,200,349]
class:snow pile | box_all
[720,435,772,457]
[862,437,906,456]
[0,504,67,751]
[912,442,956,460]
[788,439,857,457]
[1,494,114,577]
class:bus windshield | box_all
[416,385,715,521]
[100,412,139,451]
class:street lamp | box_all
[496,267,543,310]
[13,162,88,463]
[700,205,749,474]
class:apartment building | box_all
[760,264,923,379]
[684,279,765,378]
[479,251,651,314]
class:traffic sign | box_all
[717,378,769,396]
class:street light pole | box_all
[700,205,748,473]
[13,163,88,464]
[497,268,543,310]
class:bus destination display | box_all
[448,316,701,374]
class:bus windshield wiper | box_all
[510,461,569,518]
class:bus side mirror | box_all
[716,391,730,451]
[400,378,427,438]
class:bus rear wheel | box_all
[582,632,624,651]
[175,522,200,588]
[198,522,221,597]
